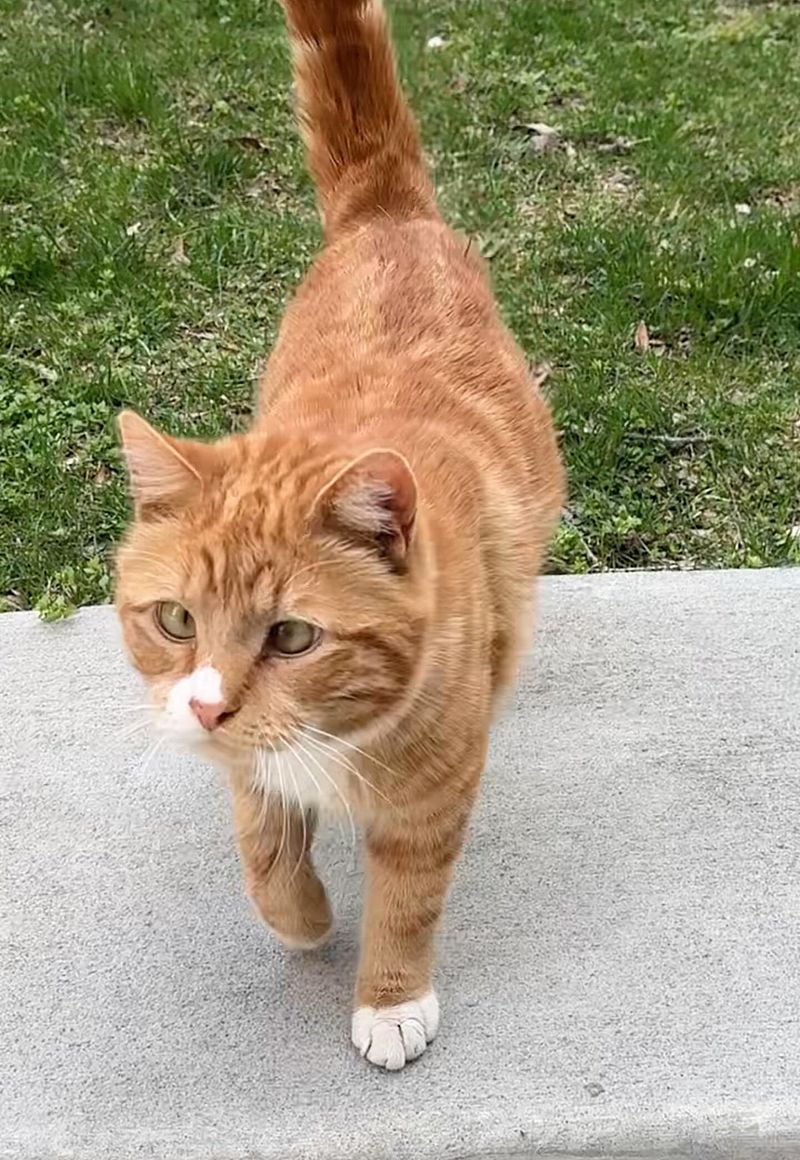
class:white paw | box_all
[351,991,439,1071]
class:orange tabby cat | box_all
[115,0,564,1070]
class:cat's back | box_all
[269,216,508,371]
[262,217,561,512]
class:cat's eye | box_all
[266,619,320,657]
[156,601,196,642]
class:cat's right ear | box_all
[117,411,212,513]
[313,448,418,566]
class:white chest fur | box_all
[251,735,353,815]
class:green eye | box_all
[156,601,196,641]
[267,619,320,657]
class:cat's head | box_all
[115,411,432,764]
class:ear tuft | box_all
[117,410,204,512]
[317,449,417,563]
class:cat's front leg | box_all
[230,776,332,951]
[351,789,476,1070]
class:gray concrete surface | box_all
[2,568,800,1160]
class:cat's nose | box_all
[190,698,227,732]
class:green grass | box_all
[1,0,799,614]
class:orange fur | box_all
[115,0,564,1069]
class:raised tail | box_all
[281,0,436,236]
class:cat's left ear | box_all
[117,411,214,513]
[316,449,417,564]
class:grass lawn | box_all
[1,0,799,615]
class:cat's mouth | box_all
[151,701,305,760]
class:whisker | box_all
[137,735,165,784]
[67,701,154,713]
[117,718,154,744]
[303,724,399,781]
[293,734,357,848]
[299,729,362,781]
[133,734,157,768]
[240,747,268,849]
[286,758,307,884]
[301,728,391,802]
[250,744,264,795]
[258,744,272,797]
[275,747,288,875]
[287,738,324,809]
[256,745,274,840]
[302,730,394,808]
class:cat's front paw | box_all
[245,867,332,951]
[351,991,439,1071]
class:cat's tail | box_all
[280,0,436,237]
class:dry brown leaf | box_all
[763,184,800,213]
[231,135,269,153]
[171,236,190,266]
[93,464,111,486]
[601,169,637,198]
[447,74,469,95]
[528,123,560,155]
[522,121,559,137]
[512,120,561,155]
[246,175,281,200]
[596,135,637,155]
[634,320,651,352]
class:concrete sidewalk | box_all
[2,569,799,1160]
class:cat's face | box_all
[115,412,430,764]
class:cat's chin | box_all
[153,720,274,775]
[147,709,226,760]
[155,720,218,757]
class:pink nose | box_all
[190,698,227,732]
